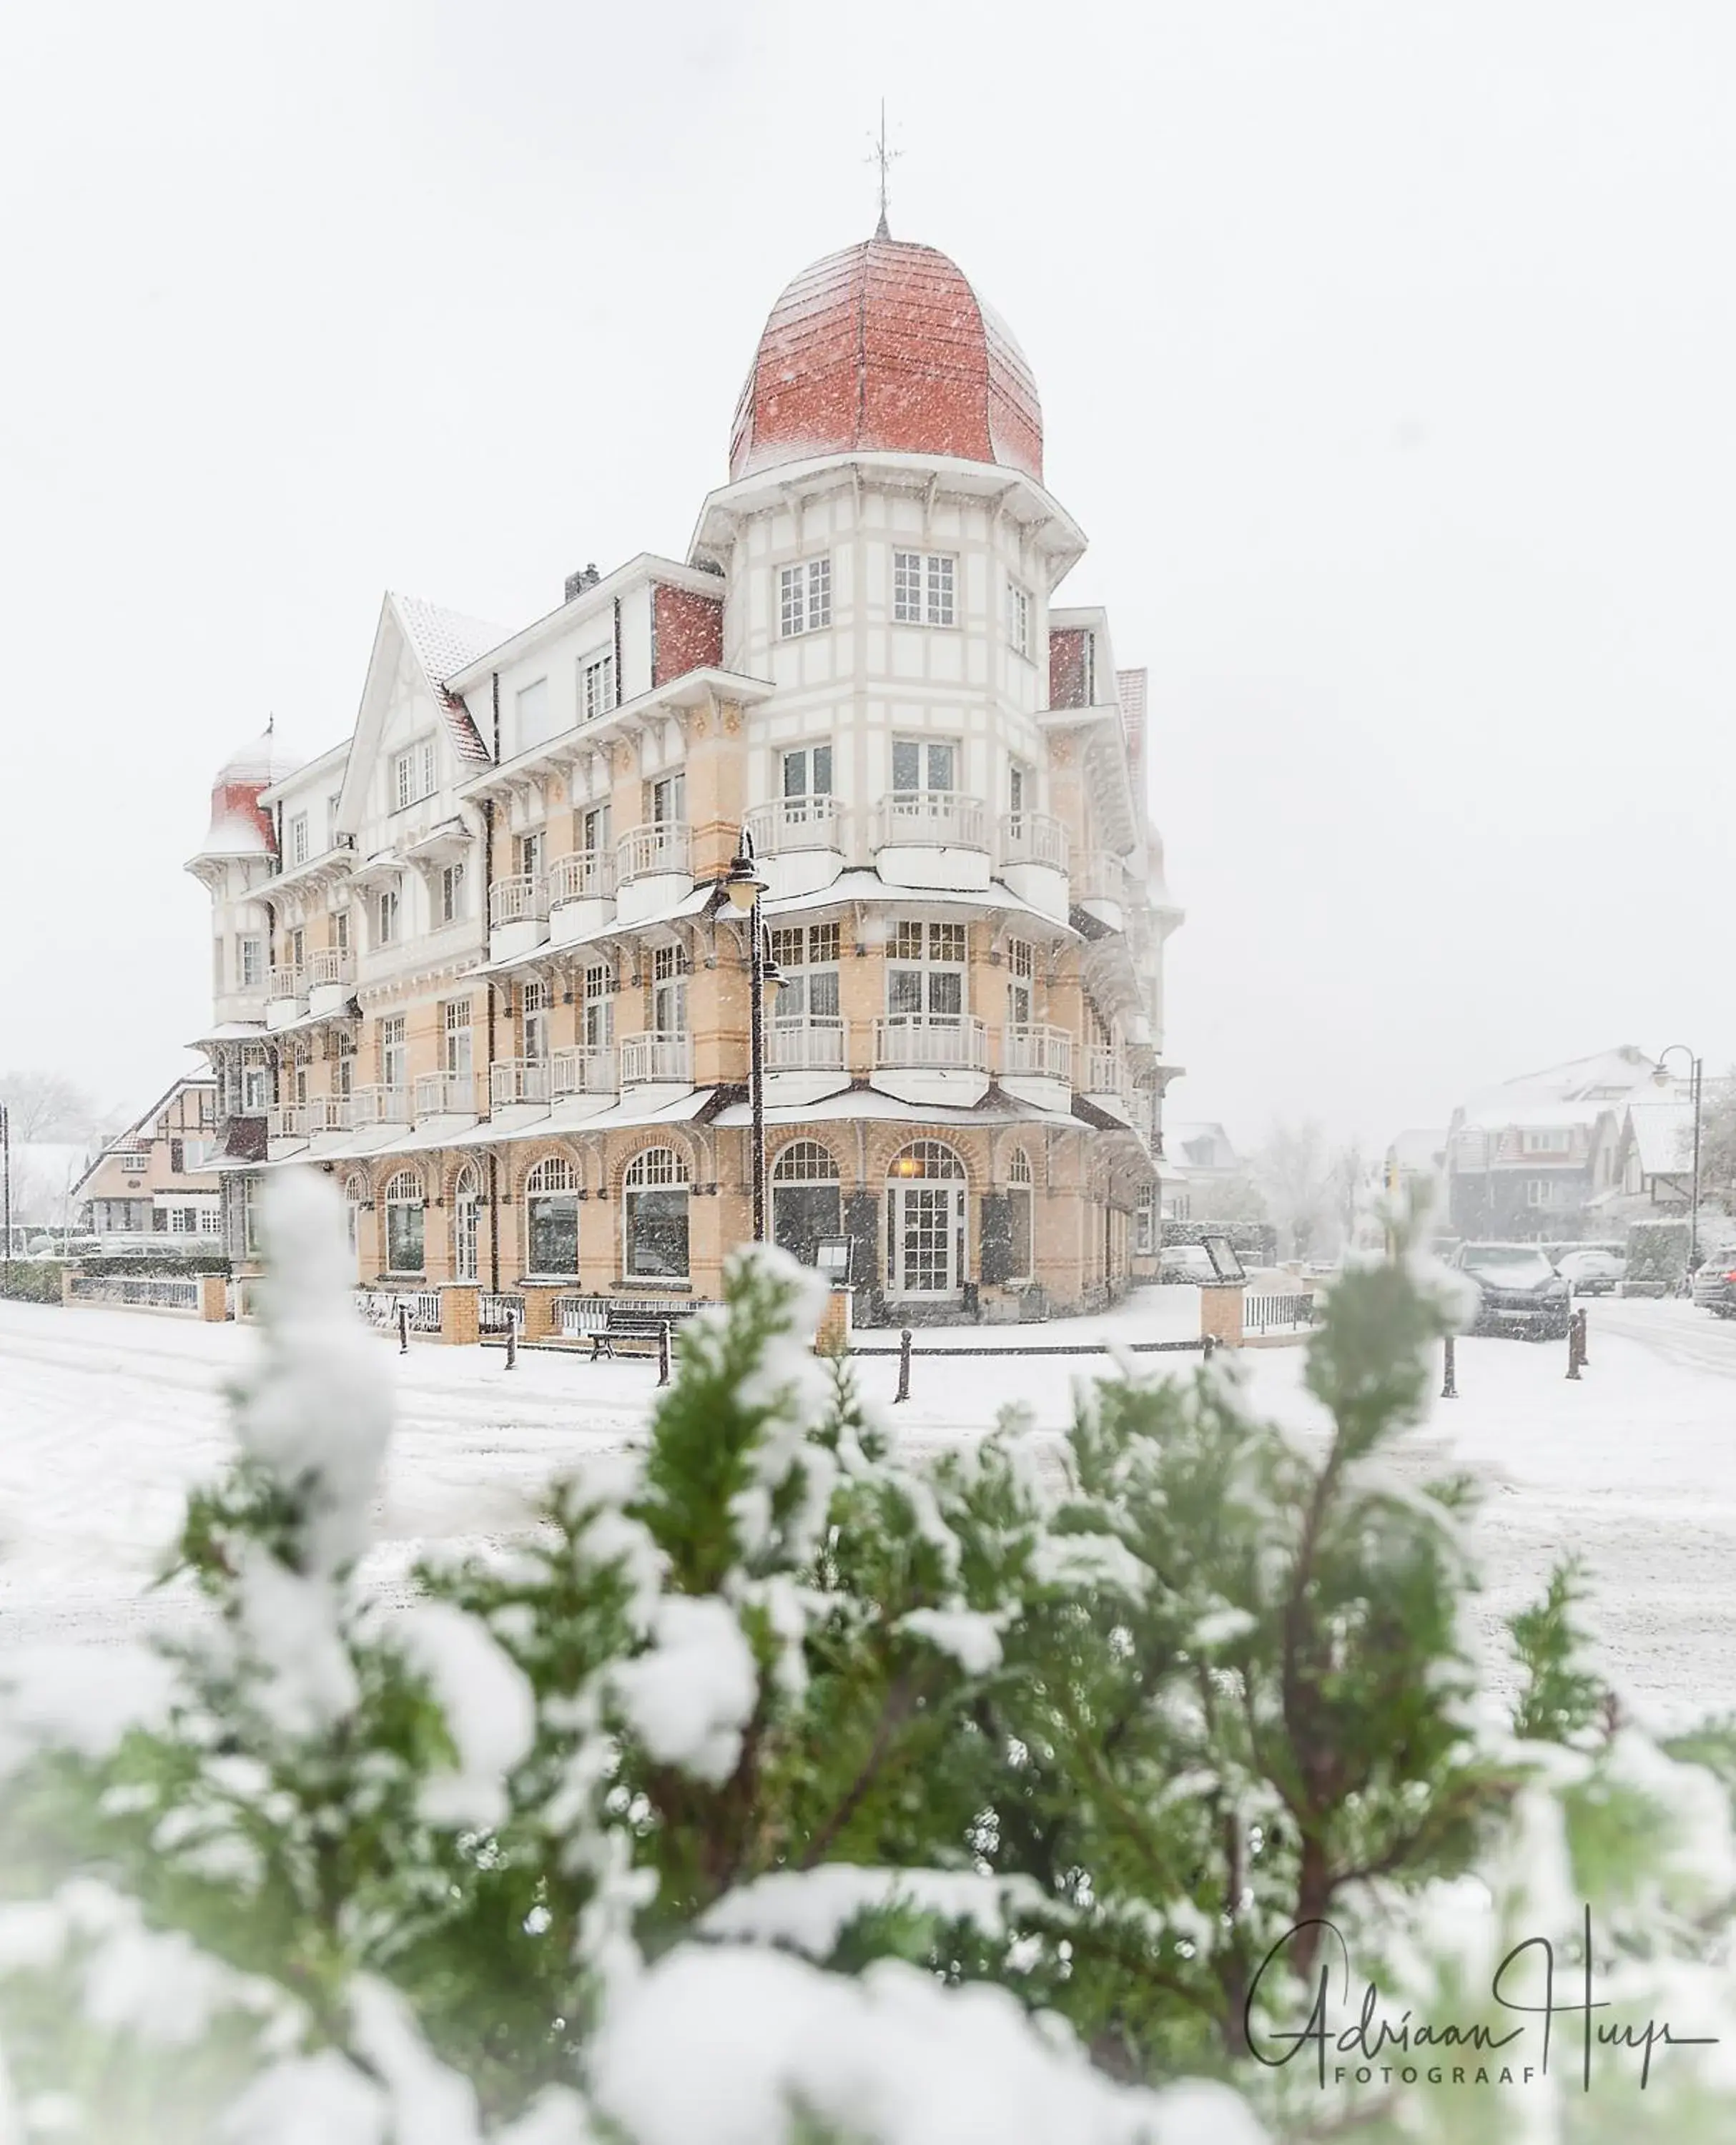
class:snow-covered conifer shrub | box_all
[0,1173,1734,2141]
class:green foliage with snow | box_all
[0,1175,1734,2143]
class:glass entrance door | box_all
[893,1183,964,1296]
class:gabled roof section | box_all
[392,593,509,766]
[69,1074,216,1200]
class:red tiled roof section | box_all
[729,237,1042,484]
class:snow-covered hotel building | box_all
[189,230,1181,1322]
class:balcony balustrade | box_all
[351,1083,410,1126]
[1001,1024,1073,1082]
[307,946,356,987]
[619,1032,693,1085]
[872,791,987,852]
[309,1095,354,1133]
[266,1103,307,1140]
[414,1072,477,1117]
[267,964,306,1001]
[490,1057,551,1109]
[766,1015,847,1072]
[998,811,1070,872]
[1073,854,1129,907]
[550,1045,618,1099]
[545,849,616,906]
[488,874,547,929]
[616,822,691,884]
[745,794,847,857]
[872,1015,990,1072]
[1082,1046,1128,1098]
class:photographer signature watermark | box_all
[1246,1909,1717,2091]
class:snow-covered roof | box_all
[1163,1121,1238,1172]
[1461,1046,1659,1120]
[1454,1097,1610,1134]
[390,593,509,768]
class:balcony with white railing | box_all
[490,1057,551,1110]
[1001,1025,1073,1083]
[267,964,306,1001]
[767,1016,848,1072]
[488,874,547,928]
[873,1015,990,1072]
[619,1032,693,1087]
[309,1094,354,1135]
[1072,854,1129,912]
[1082,1046,1128,1101]
[266,1103,308,1142]
[999,812,1070,872]
[307,947,356,989]
[746,795,847,859]
[616,823,694,924]
[551,1045,618,1100]
[546,849,615,906]
[415,1072,478,1118]
[351,1083,410,1127]
[872,792,991,894]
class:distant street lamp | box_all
[1653,1045,1703,1282]
[716,826,783,1244]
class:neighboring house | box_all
[1444,1047,1677,1242]
[70,1076,222,1247]
[1160,1123,1240,1221]
[186,223,1183,1323]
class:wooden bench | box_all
[587,1306,696,1361]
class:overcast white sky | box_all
[4,1,1733,1149]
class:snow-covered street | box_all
[2,1293,1735,1727]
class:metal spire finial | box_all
[867,99,900,239]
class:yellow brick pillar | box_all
[519,1283,563,1341]
[440,1284,480,1346]
[816,1287,853,1356]
[198,1273,230,1322]
[1199,1283,1245,1349]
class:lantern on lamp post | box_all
[718,827,782,1243]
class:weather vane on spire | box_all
[867,99,901,239]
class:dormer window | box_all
[393,740,437,811]
[779,558,832,637]
[287,812,310,867]
[581,649,617,721]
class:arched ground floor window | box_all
[524,1155,578,1276]
[884,1140,967,1299]
[771,1139,841,1267]
[1006,1146,1035,1283]
[624,1148,689,1278]
[383,1168,425,1274]
[342,1172,369,1256]
[453,1161,482,1281]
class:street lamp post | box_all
[719,827,782,1244]
[1,1101,11,1286]
[1652,1045,1703,1283]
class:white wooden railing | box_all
[1073,854,1128,907]
[488,874,547,928]
[1002,1024,1073,1081]
[873,1015,989,1071]
[745,795,847,856]
[69,1275,201,1313]
[267,1103,307,1139]
[551,1046,617,1098]
[619,1032,693,1085]
[490,1058,551,1108]
[1082,1047,1127,1097]
[546,849,616,905]
[351,1084,410,1125]
[267,965,306,1001]
[999,811,1070,871]
[307,947,355,987]
[767,1016,848,1071]
[309,1094,353,1133]
[617,823,691,883]
[873,792,987,852]
[415,1072,477,1117]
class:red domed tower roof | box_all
[729,235,1042,484]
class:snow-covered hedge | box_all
[1,1173,1734,2142]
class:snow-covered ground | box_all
[2,1291,1734,1728]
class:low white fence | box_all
[1243,1291,1317,1335]
[355,1288,441,1334]
[67,1274,202,1313]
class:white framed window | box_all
[383,1168,425,1273]
[771,1139,842,1266]
[242,1177,261,1258]
[623,1147,690,1278]
[516,678,553,751]
[892,551,955,627]
[114,1150,149,1175]
[891,738,957,796]
[887,919,966,1020]
[524,1155,578,1276]
[1522,1130,1572,1155]
[583,962,613,1049]
[581,649,617,721]
[168,1207,197,1235]
[782,743,833,802]
[1007,937,1035,1027]
[286,925,305,970]
[242,1065,270,1113]
[1006,1146,1035,1281]
[287,812,310,867]
[515,829,544,882]
[452,1161,480,1281]
[379,1013,406,1089]
[438,860,465,924]
[1134,1194,1156,1255]
[1524,1178,1566,1207]
[392,740,438,812]
[440,997,472,1078]
[1007,579,1032,658]
[376,884,400,946]
[580,801,611,856]
[522,979,551,1062]
[333,908,350,955]
[770,922,841,1024]
[648,771,686,826]
[327,792,343,848]
[238,935,265,988]
[779,557,832,637]
[342,1170,368,1254]
[651,944,689,1035]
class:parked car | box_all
[1692,1251,1736,1316]
[1451,1243,1572,1339]
[1552,1247,1626,1297]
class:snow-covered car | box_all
[1452,1243,1572,1339]
[1553,1247,1626,1297]
[1691,1253,1736,1316]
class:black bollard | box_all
[1578,1306,1589,1366]
[396,1300,410,1356]
[504,1309,518,1371]
[1566,1310,1583,1381]
[657,1320,672,1389]
[1441,1332,1458,1400]
[1202,1333,1217,1362]
[894,1327,912,1404]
